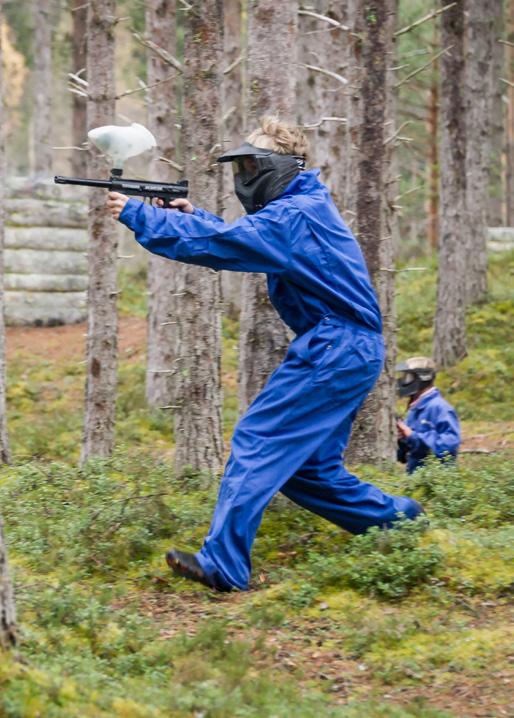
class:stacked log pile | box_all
[4,179,88,326]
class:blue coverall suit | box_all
[401,388,461,474]
[119,169,423,591]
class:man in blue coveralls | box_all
[396,356,461,474]
[107,116,424,592]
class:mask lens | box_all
[400,372,416,386]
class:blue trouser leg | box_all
[281,414,420,534]
[196,319,422,590]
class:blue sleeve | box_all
[193,206,225,224]
[407,407,461,459]
[119,198,291,273]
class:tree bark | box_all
[32,0,54,176]
[296,1,350,216]
[238,0,297,412]
[344,0,398,465]
[488,2,505,226]
[426,31,439,250]
[464,0,495,304]
[70,0,88,176]
[0,3,10,464]
[81,1,118,463]
[173,1,224,474]
[220,0,244,316]
[433,0,467,367]
[506,0,514,226]
[0,518,16,650]
[145,0,179,409]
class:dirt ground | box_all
[7,318,514,453]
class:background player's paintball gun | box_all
[54,123,188,204]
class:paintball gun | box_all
[54,123,188,205]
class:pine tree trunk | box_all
[220,0,244,316]
[81,1,118,463]
[506,0,514,226]
[0,3,10,465]
[33,0,54,176]
[0,518,16,649]
[173,1,224,474]
[344,0,397,465]
[427,28,439,250]
[488,2,505,226]
[296,1,349,215]
[238,0,297,412]
[145,0,179,409]
[433,0,467,367]
[464,0,495,304]
[70,0,88,176]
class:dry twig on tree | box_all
[395,2,457,38]
[297,63,348,86]
[302,116,347,129]
[395,46,452,89]
[132,32,183,74]
[298,9,349,31]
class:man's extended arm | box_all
[117,197,293,274]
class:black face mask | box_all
[217,142,305,214]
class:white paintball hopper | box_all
[87,123,157,169]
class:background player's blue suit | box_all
[119,169,423,591]
[403,389,461,474]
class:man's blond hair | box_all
[246,116,310,161]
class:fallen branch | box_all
[498,39,514,49]
[395,46,452,89]
[395,2,457,37]
[500,77,514,88]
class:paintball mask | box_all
[217,142,306,214]
[395,357,436,398]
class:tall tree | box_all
[173,1,224,474]
[32,0,54,175]
[0,0,10,464]
[464,0,495,304]
[344,0,398,464]
[220,0,244,317]
[506,0,514,226]
[238,0,297,412]
[0,518,16,650]
[297,2,349,215]
[81,1,118,463]
[433,0,467,367]
[145,0,179,409]
[0,9,14,646]
[488,2,505,226]
[70,0,88,176]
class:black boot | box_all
[165,549,230,591]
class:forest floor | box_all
[1,254,513,718]
[6,316,514,455]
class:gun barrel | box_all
[54,176,111,189]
